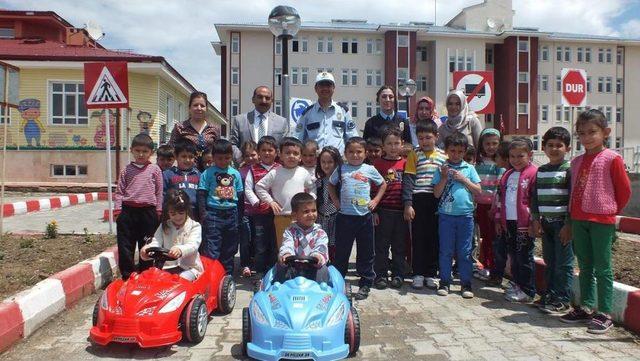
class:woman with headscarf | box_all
[409,96,442,148]
[437,89,483,149]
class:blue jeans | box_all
[541,219,574,303]
[334,213,375,287]
[239,215,252,268]
[492,232,509,279]
[251,213,276,273]
[438,214,474,286]
[506,221,536,297]
[203,207,239,275]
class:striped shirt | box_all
[115,162,163,212]
[474,159,505,205]
[373,157,406,210]
[404,148,447,194]
[531,161,571,221]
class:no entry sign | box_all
[561,68,587,107]
[453,71,494,114]
[84,62,129,109]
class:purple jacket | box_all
[499,163,537,229]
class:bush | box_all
[45,220,58,239]
[19,238,33,249]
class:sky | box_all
[1,0,639,110]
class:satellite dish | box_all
[85,20,104,41]
[487,18,496,30]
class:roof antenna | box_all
[85,20,105,41]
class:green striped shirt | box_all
[531,161,571,220]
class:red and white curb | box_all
[0,246,118,353]
[2,192,110,218]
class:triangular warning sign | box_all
[87,66,127,106]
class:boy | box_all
[464,145,476,165]
[156,144,175,171]
[403,121,447,289]
[329,137,387,300]
[245,136,281,278]
[197,139,244,275]
[433,132,481,298]
[163,141,200,219]
[530,127,573,313]
[365,137,383,165]
[115,133,163,280]
[301,139,319,178]
[372,127,407,289]
[256,137,316,248]
[239,140,258,277]
[275,192,330,284]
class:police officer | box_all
[295,72,359,154]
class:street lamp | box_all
[398,78,417,118]
[268,5,301,120]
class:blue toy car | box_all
[242,256,360,361]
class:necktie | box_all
[257,114,266,139]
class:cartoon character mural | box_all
[18,98,46,147]
[92,110,116,149]
[137,111,154,134]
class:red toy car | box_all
[90,247,236,348]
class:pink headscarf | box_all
[413,96,442,127]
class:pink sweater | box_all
[499,163,537,229]
[115,162,163,212]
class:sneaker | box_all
[587,313,613,334]
[241,267,252,278]
[503,280,516,291]
[542,302,571,315]
[374,277,388,290]
[505,289,534,303]
[425,277,439,290]
[412,275,425,289]
[560,307,593,324]
[486,275,503,287]
[461,285,474,299]
[504,284,520,297]
[533,295,549,310]
[473,268,490,281]
[390,276,403,289]
[354,285,370,300]
[437,284,450,296]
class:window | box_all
[564,106,570,122]
[418,76,427,92]
[302,37,308,52]
[486,48,494,64]
[327,37,333,53]
[301,68,309,85]
[417,46,428,61]
[540,45,549,61]
[342,38,349,53]
[397,98,407,113]
[466,56,473,70]
[230,100,239,116]
[317,67,333,74]
[397,68,408,85]
[366,70,373,86]
[605,106,612,122]
[617,78,623,93]
[274,100,282,116]
[587,76,592,92]
[585,48,592,62]
[292,37,299,52]
[605,77,612,93]
[50,82,88,125]
[366,102,374,117]
[532,136,540,151]
[367,38,374,54]
[518,39,529,52]
[540,75,549,91]
[564,47,571,62]
[51,164,87,177]
[457,55,464,71]
[577,47,583,62]
[540,105,549,122]
[350,69,358,86]
[518,103,528,114]
[292,36,308,53]
[375,39,382,54]
[231,33,239,53]
[317,36,325,53]
[0,28,15,39]
[616,137,623,149]
[351,38,358,53]
[556,75,562,92]
[274,68,282,86]
[616,107,623,123]
[291,67,299,85]
[606,48,612,63]
[0,106,10,124]
[556,46,562,61]
[398,34,409,47]
[518,72,529,83]
[375,70,382,86]
[351,101,358,118]
[617,48,623,65]
[166,95,174,131]
[598,77,604,92]
[449,55,456,72]
[555,105,562,123]
[341,69,349,86]
[598,48,604,63]
[231,67,239,85]
[275,38,281,55]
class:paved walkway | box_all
[2,201,112,234]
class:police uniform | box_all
[294,72,359,153]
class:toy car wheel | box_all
[345,282,354,303]
[92,299,100,327]
[242,307,251,356]
[344,306,361,356]
[217,275,236,314]
[181,296,208,344]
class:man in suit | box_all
[230,86,289,163]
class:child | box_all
[162,141,200,219]
[156,144,175,171]
[530,127,573,314]
[275,192,330,284]
[239,140,259,277]
[488,140,512,286]
[329,137,387,300]
[373,127,407,289]
[365,137,383,165]
[141,189,203,281]
[302,140,319,178]
[498,137,538,303]
[560,109,631,334]
[202,148,214,169]
[245,136,281,278]
[403,121,447,289]
[115,133,163,280]
[256,137,316,249]
[473,129,504,281]
[464,145,476,164]
[316,146,342,262]
[197,139,244,275]
[433,132,481,298]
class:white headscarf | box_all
[444,89,471,131]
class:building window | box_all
[327,37,333,53]
[341,69,349,86]
[301,67,309,85]
[274,68,282,86]
[466,56,473,70]
[292,37,299,52]
[367,38,374,54]
[417,46,428,61]
[291,67,299,85]
[606,48,612,63]
[617,48,624,65]
[0,106,10,124]
[418,76,427,92]
[532,136,540,151]
[342,38,349,54]
[366,70,373,86]
[375,39,382,54]
[397,68,409,87]
[230,100,239,116]
[598,48,604,63]
[366,102,374,118]
[605,106,613,122]
[274,100,282,116]
[518,72,529,83]
[518,40,529,52]
[577,47,583,62]
[275,38,281,55]
[605,77,612,93]
[556,46,562,61]
[166,95,174,131]
[302,37,308,52]
[0,28,15,39]
[540,75,549,92]
[616,137,623,149]
[585,47,592,62]
[317,36,325,53]
[564,47,571,62]
[51,164,88,177]
[598,77,604,92]
[457,55,464,71]
[449,55,456,72]
[398,34,409,47]
[540,45,549,61]
[376,70,382,86]
[556,75,561,92]
[617,78,623,93]
[231,67,239,85]
[564,106,570,122]
[587,76,592,92]
[518,103,528,114]
[397,98,407,113]
[616,107,623,123]
[555,105,562,123]
[540,105,549,122]
[350,69,358,86]
[50,82,88,125]
[231,33,240,53]
[351,101,358,118]
[291,36,308,53]
[486,48,494,64]
[351,38,358,53]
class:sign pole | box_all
[105,108,114,234]
[0,66,9,240]
[570,106,576,158]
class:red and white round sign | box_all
[561,68,587,107]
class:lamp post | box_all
[398,78,417,118]
[268,5,301,121]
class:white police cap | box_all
[315,71,335,85]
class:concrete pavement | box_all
[2,201,112,234]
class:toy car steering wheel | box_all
[284,255,319,266]
[145,246,178,261]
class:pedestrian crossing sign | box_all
[84,62,129,109]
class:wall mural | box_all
[137,110,154,135]
[93,109,116,149]
[18,98,46,147]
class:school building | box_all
[212,0,640,169]
[0,10,226,186]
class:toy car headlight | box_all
[159,291,186,314]
[326,302,345,327]
[251,302,268,325]
[100,293,108,309]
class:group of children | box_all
[114,107,630,335]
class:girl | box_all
[239,140,258,277]
[302,139,319,179]
[315,146,342,262]
[141,189,203,281]
[560,109,631,334]
[488,140,513,287]
[437,89,483,149]
[473,129,504,281]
